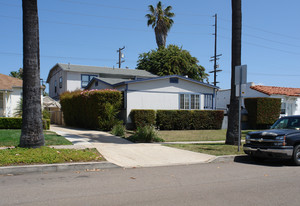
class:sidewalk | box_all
[50,125,217,168]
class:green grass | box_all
[158,130,256,142]
[0,130,72,147]
[166,143,245,156]
[0,147,104,166]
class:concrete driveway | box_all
[50,125,215,168]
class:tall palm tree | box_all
[146,1,174,48]
[226,0,242,145]
[20,0,44,148]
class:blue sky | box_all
[1,0,300,91]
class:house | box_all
[46,63,157,100]
[0,74,23,117]
[216,82,300,116]
[86,75,218,127]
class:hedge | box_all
[156,110,224,130]
[244,97,281,129]
[60,89,122,130]
[0,118,50,130]
[129,109,156,129]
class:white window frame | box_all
[179,93,200,110]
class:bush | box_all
[129,109,156,129]
[111,124,126,137]
[244,97,281,129]
[60,89,122,130]
[156,110,224,130]
[129,125,163,143]
[0,118,50,130]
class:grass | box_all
[166,143,245,156]
[0,147,104,166]
[0,130,72,147]
[158,129,255,142]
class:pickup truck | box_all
[243,115,300,165]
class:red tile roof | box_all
[0,73,23,91]
[250,85,300,97]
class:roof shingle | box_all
[250,85,300,97]
[0,73,22,91]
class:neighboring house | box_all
[86,75,218,126]
[216,82,300,116]
[0,74,23,117]
[46,63,157,100]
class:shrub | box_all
[60,89,122,130]
[129,109,156,129]
[0,118,50,130]
[129,125,163,143]
[156,110,224,130]
[111,124,126,137]
[244,97,281,129]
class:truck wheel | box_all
[292,145,300,166]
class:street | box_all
[1,159,300,206]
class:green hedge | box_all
[156,110,224,130]
[60,89,122,130]
[244,97,281,129]
[129,109,156,129]
[0,118,50,130]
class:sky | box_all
[1,0,300,92]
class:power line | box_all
[218,35,300,55]
[0,51,136,62]
[219,26,300,48]
[218,17,300,41]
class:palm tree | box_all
[20,0,44,148]
[226,0,242,145]
[146,1,174,48]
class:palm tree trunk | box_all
[155,27,166,48]
[20,0,44,148]
[226,0,242,145]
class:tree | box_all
[226,0,242,145]
[146,1,174,48]
[20,0,44,148]
[136,44,208,82]
[9,68,23,79]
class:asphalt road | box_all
[1,158,300,206]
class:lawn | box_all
[158,129,255,142]
[0,130,72,147]
[0,147,103,166]
[166,143,245,156]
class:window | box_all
[170,78,179,84]
[95,81,98,87]
[281,102,286,114]
[0,93,3,109]
[81,74,97,88]
[180,94,200,110]
[59,77,62,88]
[204,94,213,109]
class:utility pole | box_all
[117,46,125,68]
[209,14,222,86]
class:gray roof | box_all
[60,63,156,77]
[95,77,127,85]
[47,63,157,83]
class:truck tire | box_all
[292,145,300,166]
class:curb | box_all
[209,155,248,163]
[0,161,120,175]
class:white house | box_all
[0,74,23,117]
[46,63,157,100]
[216,82,300,116]
[86,75,218,126]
